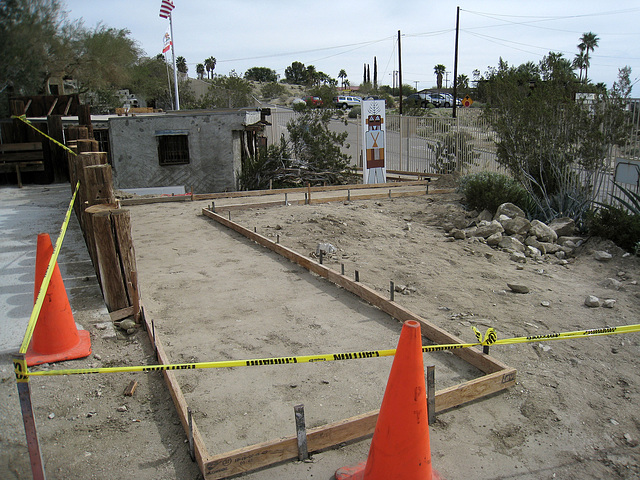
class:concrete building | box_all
[108,109,270,194]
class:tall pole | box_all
[169,14,180,110]
[398,30,403,115]
[452,6,460,119]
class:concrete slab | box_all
[0,184,107,354]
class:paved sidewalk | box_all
[0,184,107,354]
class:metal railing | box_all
[266,103,640,209]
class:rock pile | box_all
[444,202,584,263]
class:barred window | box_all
[157,134,189,166]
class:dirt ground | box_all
[3,184,640,479]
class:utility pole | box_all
[398,30,403,115]
[453,6,460,118]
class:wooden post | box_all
[77,104,93,139]
[76,139,98,153]
[84,163,116,207]
[111,209,138,307]
[47,115,67,182]
[307,183,311,204]
[390,281,395,301]
[90,207,129,312]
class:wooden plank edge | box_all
[209,189,430,213]
[120,195,192,206]
[202,368,516,479]
[201,208,509,375]
[109,306,134,321]
[141,304,208,471]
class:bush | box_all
[458,171,536,215]
[587,206,640,253]
[348,106,361,118]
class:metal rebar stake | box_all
[427,365,436,425]
[294,404,309,461]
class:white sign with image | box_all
[361,99,386,184]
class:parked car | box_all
[427,93,451,108]
[405,93,431,108]
[333,95,362,109]
[303,96,323,107]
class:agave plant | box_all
[610,181,640,216]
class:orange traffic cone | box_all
[26,233,91,367]
[335,320,442,480]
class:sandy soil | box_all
[3,186,640,479]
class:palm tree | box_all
[578,32,599,82]
[456,74,469,91]
[176,56,187,74]
[572,52,587,82]
[338,69,347,89]
[196,63,205,80]
[434,64,446,89]
[204,56,216,79]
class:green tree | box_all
[176,55,187,74]
[284,61,307,84]
[196,63,205,79]
[578,32,599,82]
[70,24,141,112]
[204,56,216,79]
[434,64,446,89]
[201,71,252,108]
[0,0,65,112]
[260,82,288,100]
[484,55,630,222]
[287,109,352,174]
[129,55,172,109]
[244,67,278,83]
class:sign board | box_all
[463,95,473,107]
[361,99,386,184]
[615,158,640,185]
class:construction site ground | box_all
[2,181,640,479]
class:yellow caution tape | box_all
[13,357,29,383]
[10,115,77,157]
[18,182,80,354]
[21,322,640,378]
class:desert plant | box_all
[586,205,640,252]
[427,132,480,174]
[458,171,537,215]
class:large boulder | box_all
[499,236,525,253]
[529,220,558,243]
[500,216,531,236]
[549,217,576,237]
[494,203,526,220]
[472,220,504,239]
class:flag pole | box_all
[169,13,180,110]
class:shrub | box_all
[458,171,536,215]
[348,106,361,118]
[586,206,640,253]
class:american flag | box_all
[159,0,174,19]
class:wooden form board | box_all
[137,207,515,479]
[119,180,432,206]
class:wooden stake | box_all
[294,404,309,461]
[123,380,138,397]
[390,281,395,301]
[355,270,359,282]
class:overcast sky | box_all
[62,1,640,95]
